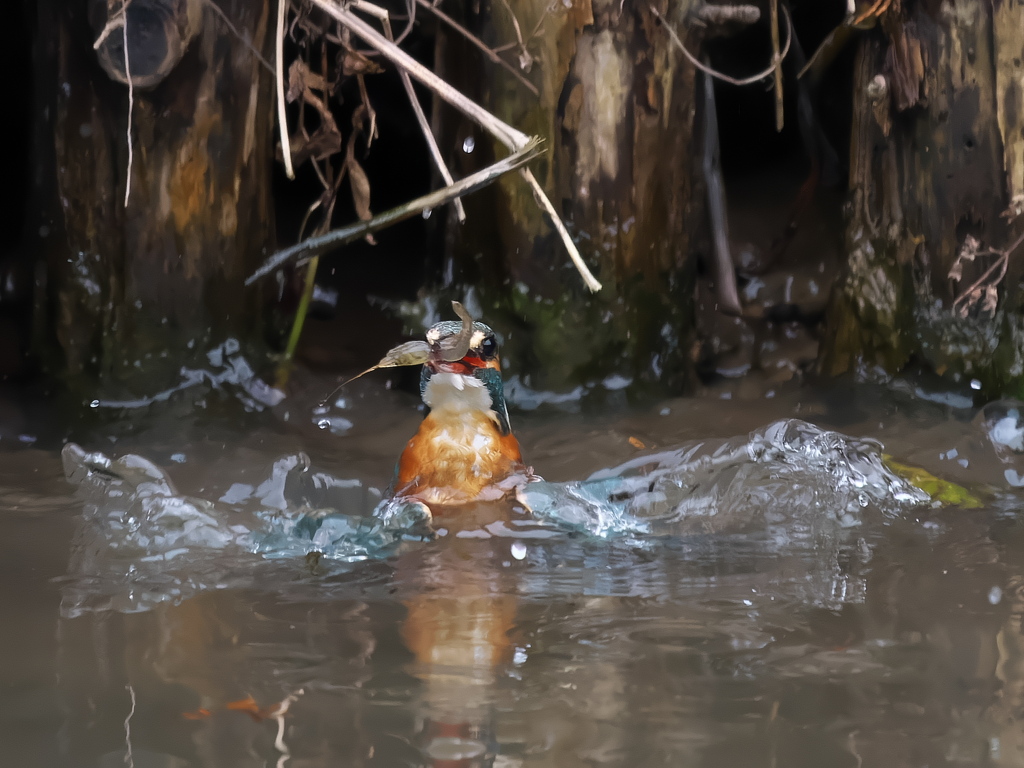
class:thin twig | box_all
[277,255,320,387]
[495,0,532,71]
[852,0,892,26]
[246,137,545,284]
[122,8,134,207]
[277,0,295,179]
[394,0,417,45]
[651,4,792,87]
[400,74,466,221]
[952,229,1024,315]
[522,169,602,292]
[413,0,539,96]
[93,0,133,50]
[202,0,275,74]
[309,0,529,149]
[354,0,467,221]
[769,0,783,131]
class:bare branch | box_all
[276,0,295,179]
[414,0,539,95]
[246,138,545,285]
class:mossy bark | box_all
[432,0,703,395]
[821,1,1024,397]
[32,0,276,399]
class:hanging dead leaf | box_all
[285,126,343,165]
[948,234,981,283]
[1002,195,1024,221]
[339,45,383,76]
[981,284,999,315]
[287,59,329,103]
[347,156,373,222]
[345,106,374,226]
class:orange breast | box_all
[396,412,522,504]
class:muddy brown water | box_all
[3,373,1024,768]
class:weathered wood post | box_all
[821,1,1024,397]
[33,0,276,399]
[433,0,705,395]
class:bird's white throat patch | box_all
[422,372,493,416]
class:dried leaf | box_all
[331,340,432,392]
[949,235,981,282]
[956,287,984,318]
[286,126,343,165]
[1002,195,1024,221]
[287,60,329,103]
[628,436,646,449]
[378,340,432,368]
[982,284,999,315]
[339,46,383,76]
[347,157,372,221]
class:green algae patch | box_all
[883,455,985,509]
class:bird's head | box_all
[425,320,501,376]
[421,318,512,436]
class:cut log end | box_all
[93,0,200,89]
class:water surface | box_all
[4,376,1024,768]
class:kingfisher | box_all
[391,312,526,507]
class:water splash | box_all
[60,445,405,615]
[62,420,934,614]
[520,420,932,537]
[89,338,284,410]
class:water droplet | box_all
[316,418,331,430]
[989,585,1003,605]
[90,400,100,408]
[971,379,983,390]
[462,136,475,153]
[422,208,432,220]
[510,541,527,560]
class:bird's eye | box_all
[479,336,497,360]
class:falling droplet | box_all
[422,208,432,220]
[90,400,100,408]
[989,585,1003,605]
[971,379,983,390]
[510,541,527,560]
[316,418,331,430]
[462,136,475,154]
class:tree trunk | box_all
[821,0,1024,398]
[433,0,704,395]
[33,0,276,399]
